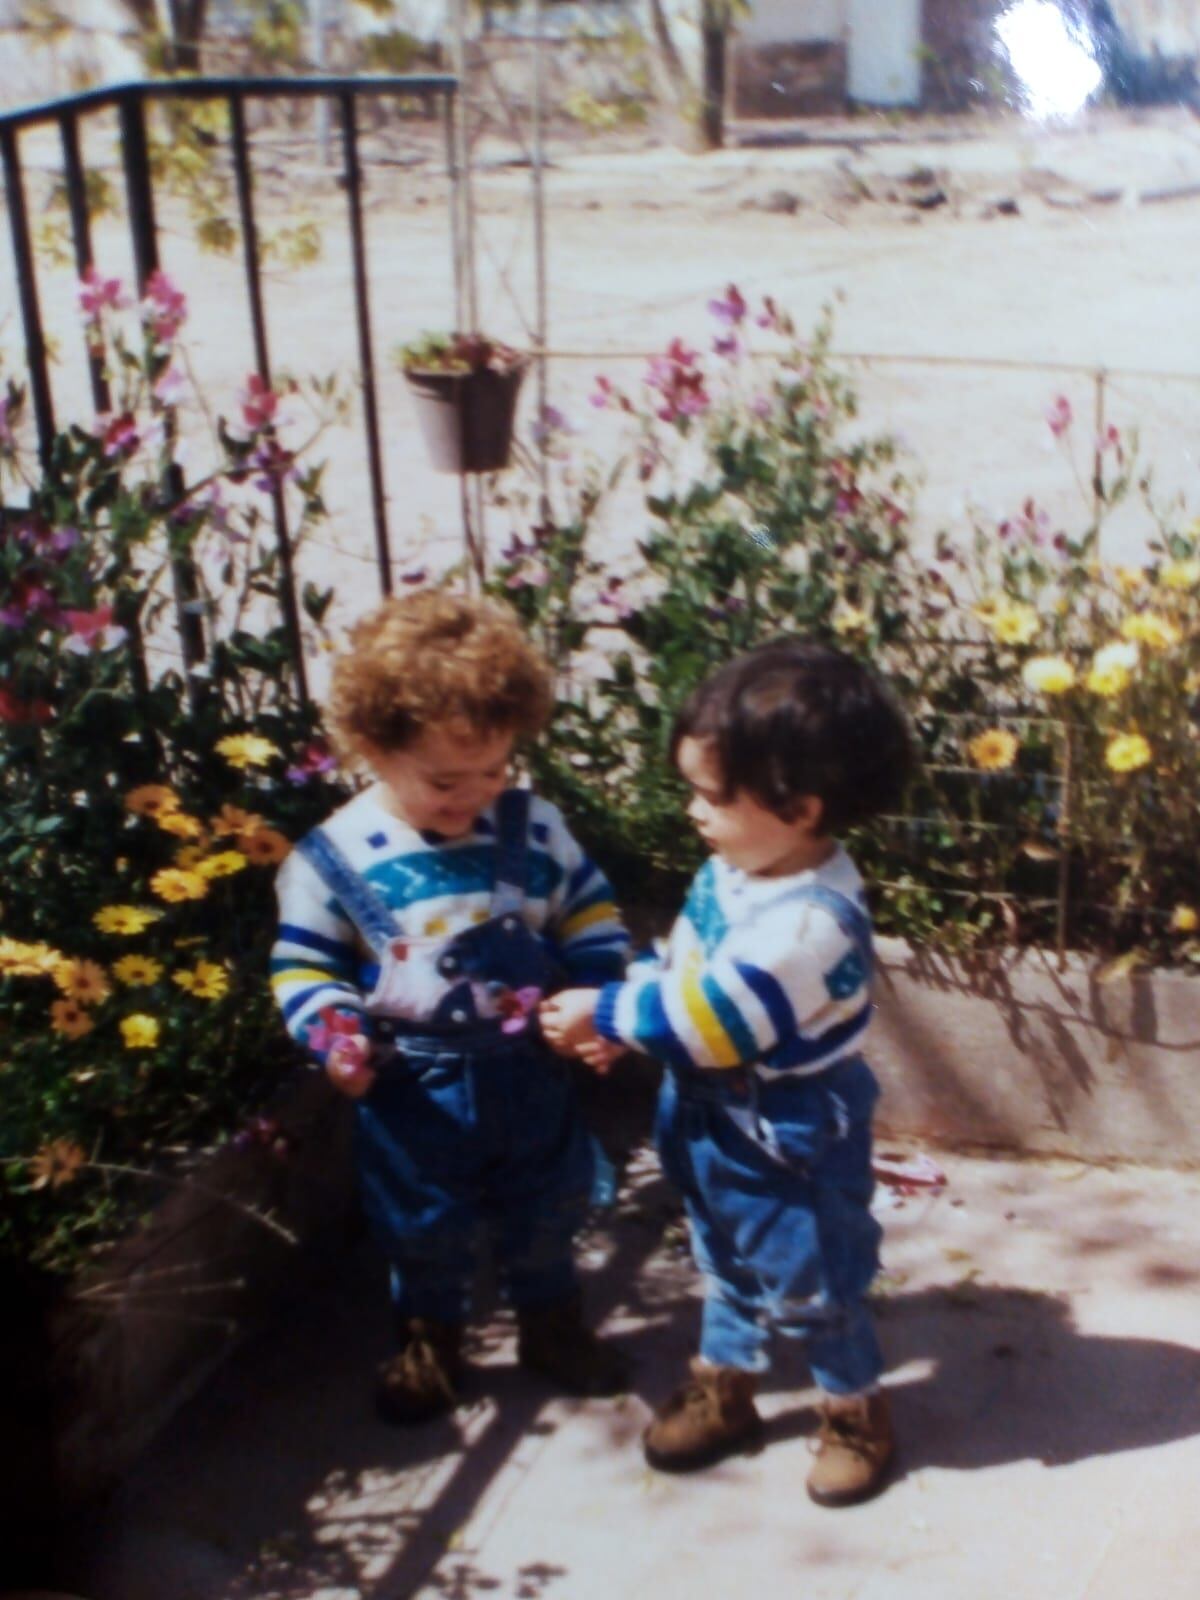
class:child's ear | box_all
[791,794,825,836]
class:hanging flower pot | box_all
[397,333,529,475]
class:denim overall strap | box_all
[763,881,874,981]
[294,828,400,958]
[491,788,530,918]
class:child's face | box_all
[368,723,514,839]
[677,735,826,877]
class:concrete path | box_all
[60,1077,1200,1600]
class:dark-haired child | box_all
[541,639,912,1505]
[271,589,630,1423]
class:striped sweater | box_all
[272,785,629,1054]
[593,846,874,1077]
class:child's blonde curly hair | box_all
[327,589,553,759]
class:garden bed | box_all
[871,938,1200,1167]
[14,1071,354,1553]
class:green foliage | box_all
[487,293,1200,964]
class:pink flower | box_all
[713,333,741,360]
[498,986,544,1034]
[756,296,781,331]
[505,559,550,590]
[589,374,615,410]
[644,339,710,424]
[0,681,53,724]
[599,576,634,620]
[749,394,773,419]
[250,439,295,492]
[62,603,128,654]
[286,741,337,785]
[1046,394,1073,438]
[305,1006,364,1056]
[101,412,139,458]
[153,366,188,407]
[240,372,279,431]
[77,265,128,321]
[1096,423,1123,460]
[142,269,187,343]
[0,572,59,628]
[708,285,747,326]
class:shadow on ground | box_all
[57,1066,1200,1599]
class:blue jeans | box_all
[355,1031,594,1324]
[656,1054,884,1393]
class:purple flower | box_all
[1046,394,1073,438]
[142,269,187,344]
[286,740,337,785]
[708,285,747,326]
[599,576,634,620]
[400,567,427,585]
[153,366,188,407]
[77,265,128,321]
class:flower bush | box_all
[489,290,1200,966]
[0,269,348,1273]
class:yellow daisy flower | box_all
[215,733,280,770]
[832,604,871,635]
[124,784,181,818]
[1120,612,1180,651]
[1021,655,1076,695]
[191,961,230,1000]
[1093,641,1139,674]
[93,905,161,936]
[1113,565,1147,592]
[174,845,205,869]
[28,1137,87,1190]
[0,937,64,976]
[1158,558,1200,591]
[967,728,1020,771]
[52,958,111,1005]
[113,954,164,987]
[120,1013,160,1049]
[172,968,199,993]
[155,810,205,840]
[1169,905,1199,934]
[195,850,249,880]
[239,828,291,866]
[1085,665,1130,698]
[49,997,95,1039]
[990,603,1039,646]
[1105,733,1151,773]
[211,804,264,839]
[150,868,209,903]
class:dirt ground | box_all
[7,103,1200,654]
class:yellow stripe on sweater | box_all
[270,966,341,992]
[680,956,741,1068]
[558,900,618,939]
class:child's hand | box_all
[539,988,600,1054]
[576,1037,625,1076]
[325,1033,376,1099]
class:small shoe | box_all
[642,1358,763,1473]
[375,1317,464,1426]
[516,1295,629,1397]
[806,1391,895,1507]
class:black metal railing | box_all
[1,75,460,702]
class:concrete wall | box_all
[872,938,1200,1167]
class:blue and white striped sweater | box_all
[272,785,629,1053]
[593,847,874,1077]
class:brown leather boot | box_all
[642,1358,763,1472]
[806,1391,895,1506]
[516,1295,629,1397]
[375,1317,464,1425]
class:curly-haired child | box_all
[542,639,912,1505]
[271,589,630,1423]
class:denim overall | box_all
[296,791,596,1325]
[657,882,884,1392]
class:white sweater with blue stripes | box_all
[593,846,874,1076]
[272,785,629,1054]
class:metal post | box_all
[1,124,55,465]
[340,90,393,594]
[59,108,110,416]
[118,88,207,683]
[311,0,330,166]
[532,0,549,515]
[229,89,309,706]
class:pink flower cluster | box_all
[644,339,710,424]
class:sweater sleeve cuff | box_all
[594,983,625,1043]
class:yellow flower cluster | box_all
[980,600,1039,646]
[1021,656,1075,695]
[1105,732,1151,774]
[968,728,1020,771]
